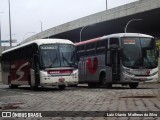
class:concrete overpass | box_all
[21,0,160,43]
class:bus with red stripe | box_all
[76,33,159,88]
[1,39,78,90]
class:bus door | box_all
[78,57,86,82]
[109,38,120,81]
[30,54,40,88]
[78,45,86,82]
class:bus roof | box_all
[75,33,154,46]
[103,33,154,39]
[2,39,74,54]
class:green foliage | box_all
[156,40,160,49]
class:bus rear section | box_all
[1,39,78,90]
[76,33,159,88]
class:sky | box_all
[0,0,138,45]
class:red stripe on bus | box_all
[75,37,101,46]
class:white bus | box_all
[1,39,78,90]
[76,33,159,88]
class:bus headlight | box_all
[123,68,133,76]
[150,71,158,76]
[71,72,78,78]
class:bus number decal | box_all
[86,57,98,74]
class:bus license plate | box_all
[140,78,146,81]
[134,70,146,75]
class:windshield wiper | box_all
[62,53,72,67]
[132,57,147,69]
[133,57,154,69]
[144,57,153,68]
[48,57,58,67]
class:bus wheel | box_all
[30,85,38,90]
[68,84,78,87]
[9,84,18,89]
[102,82,112,88]
[101,76,112,88]
[129,83,139,89]
[104,83,112,88]
[29,80,38,90]
[88,83,96,88]
[58,85,66,90]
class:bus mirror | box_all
[33,54,39,64]
[33,54,40,73]
[119,48,123,57]
[156,46,159,57]
[76,54,80,61]
[0,56,1,63]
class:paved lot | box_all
[0,83,160,120]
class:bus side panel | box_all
[1,61,10,84]
[85,55,112,83]
[97,54,112,83]
[10,60,31,85]
[85,56,99,82]
[85,55,101,82]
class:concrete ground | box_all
[0,83,160,120]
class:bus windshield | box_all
[122,37,158,69]
[40,44,77,68]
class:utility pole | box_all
[0,12,4,47]
[8,0,12,46]
[40,21,43,32]
[80,24,95,42]
[125,19,142,33]
[106,0,108,10]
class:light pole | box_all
[0,12,4,46]
[80,26,86,42]
[40,21,43,32]
[106,0,108,10]
[124,19,142,33]
[23,32,36,41]
[8,0,12,46]
[80,24,95,42]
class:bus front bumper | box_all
[122,72,158,83]
[40,76,78,86]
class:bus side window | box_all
[96,40,105,54]
[78,45,86,57]
[86,43,95,56]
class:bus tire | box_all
[129,83,139,89]
[104,82,112,88]
[58,85,66,90]
[30,83,38,90]
[9,84,18,89]
[68,84,78,87]
[29,81,38,90]
[88,83,96,88]
[9,83,13,89]
[8,79,18,89]
[101,75,112,88]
